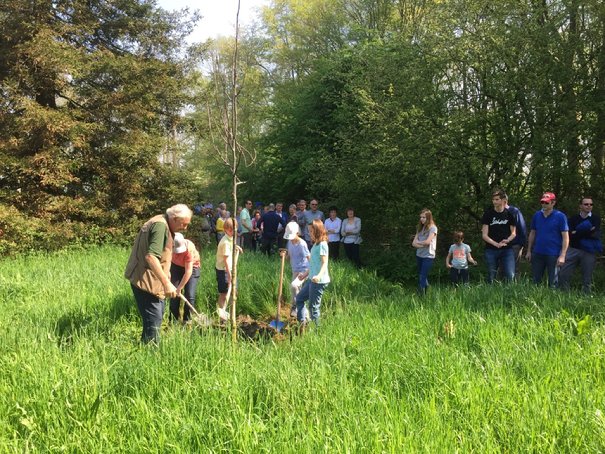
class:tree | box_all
[199,1,258,340]
[0,0,200,250]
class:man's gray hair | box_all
[166,204,193,219]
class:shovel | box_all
[269,248,287,332]
[179,294,212,327]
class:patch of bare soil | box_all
[237,310,297,341]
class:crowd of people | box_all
[194,199,363,267]
[125,199,360,344]
[412,190,602,295]
[124,191,601,344]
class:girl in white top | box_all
[412,208,438,293]
[340,207,362,268]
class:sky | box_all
[156,0,269,43]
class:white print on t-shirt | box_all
[490,217,510,225]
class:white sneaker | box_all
[218,308,229,321]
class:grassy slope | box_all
[0,246,604,452]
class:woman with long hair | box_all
[412,209,438,294]
[295,219,330,326]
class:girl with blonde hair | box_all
[412,209,438,294]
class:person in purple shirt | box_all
[525,192,569,288]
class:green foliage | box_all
[250,0,605,262]
[1,246,605,450]
[0,0,202,254]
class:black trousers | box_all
[328,241,340,260]
[343,242,361,267]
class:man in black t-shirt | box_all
[481,189,517,283]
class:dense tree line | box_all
[237,0,605,275]
[2,0,605,273]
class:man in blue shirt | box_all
[525,192,569,288]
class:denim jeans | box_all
[416,256,434,291]
[131,284,164,344]
[484,248,515,283]
[290,272,309,320]
[558,247,597,294]
[169,264,200,322]
[296,280,327,325]
[531,253,559,288]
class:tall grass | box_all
[0,246,604,452]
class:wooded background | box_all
[2,0,604,275]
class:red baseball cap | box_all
[540,192,556,203]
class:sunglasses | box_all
[583,203,593,206]
[540,201,551,205]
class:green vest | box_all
[124,215,173,299]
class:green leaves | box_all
[0,0,202,252]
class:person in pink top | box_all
[169,232,201,323]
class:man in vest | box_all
[124,204,192,344]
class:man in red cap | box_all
[525,192,569,288]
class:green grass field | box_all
[1,246,604,452]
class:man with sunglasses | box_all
[303,199,325,249]
[558,197,602,294]
[525,192,569,288]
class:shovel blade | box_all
[269,320,285,332]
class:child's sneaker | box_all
[218,307,229,321]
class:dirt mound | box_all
[236,314,295,341]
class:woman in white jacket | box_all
[341,207,361,268]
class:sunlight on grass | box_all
[0,246,604,451]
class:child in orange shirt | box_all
[170,232,201,323]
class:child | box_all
[412,208,438,294]
[445,231,477,285]
[295,219,330,326]
[170,232,201,323]
[216,218,242,320]
[282,221,310,319]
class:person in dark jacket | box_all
[259,203,286,256]
[558,197,602,293]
